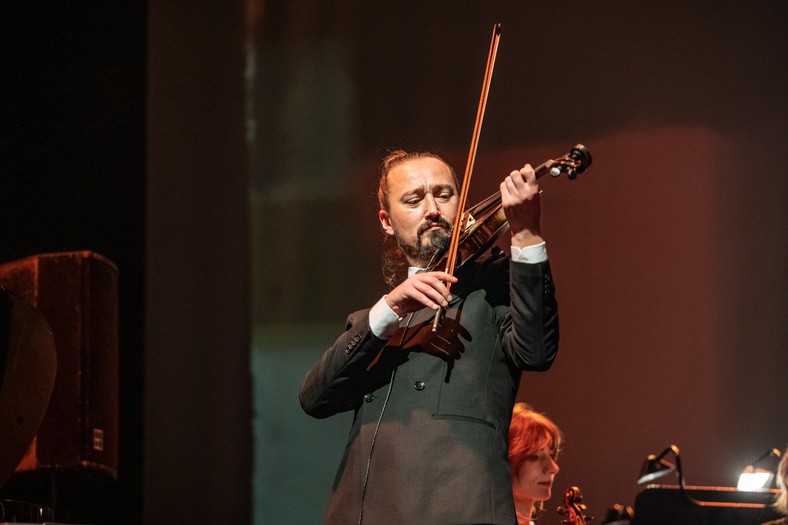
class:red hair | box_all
[508,402,562,471]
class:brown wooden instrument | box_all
[426,144,592,274]
[557,485,591,524]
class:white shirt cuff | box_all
[511,241,547,263]
[369,295,402,339]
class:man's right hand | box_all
[384,271,458,317]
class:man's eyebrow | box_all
[433,183,456,191]
[398,183,455,199]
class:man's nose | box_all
[424,194,440,217]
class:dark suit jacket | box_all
[300,254,559,525]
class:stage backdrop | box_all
[245,2,788,524]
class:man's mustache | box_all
[418,217,453,236]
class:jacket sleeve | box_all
[502,259,559,371]
[298,308,391,419]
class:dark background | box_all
[1,1,147,523]
[2,1,787,524]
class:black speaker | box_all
[0,251,118,480]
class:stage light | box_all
[637,444,684,488]
[737,448,781,491]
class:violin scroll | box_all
[557,485,591,524]
[542,144,592,180]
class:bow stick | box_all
[433,22,501,331]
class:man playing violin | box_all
[299,149,559,524]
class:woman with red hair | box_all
[508,403,563,524]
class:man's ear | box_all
[378,209,394,236]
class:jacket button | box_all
[414,381,425,391]
[364,393,375,402]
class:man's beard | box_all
[395,218,453,268]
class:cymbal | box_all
[0,288,56,488]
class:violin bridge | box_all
[464,213,476,229]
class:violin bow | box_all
[433,22,501,331]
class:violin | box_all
[557,485,591,525]
[426,144,592,272]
